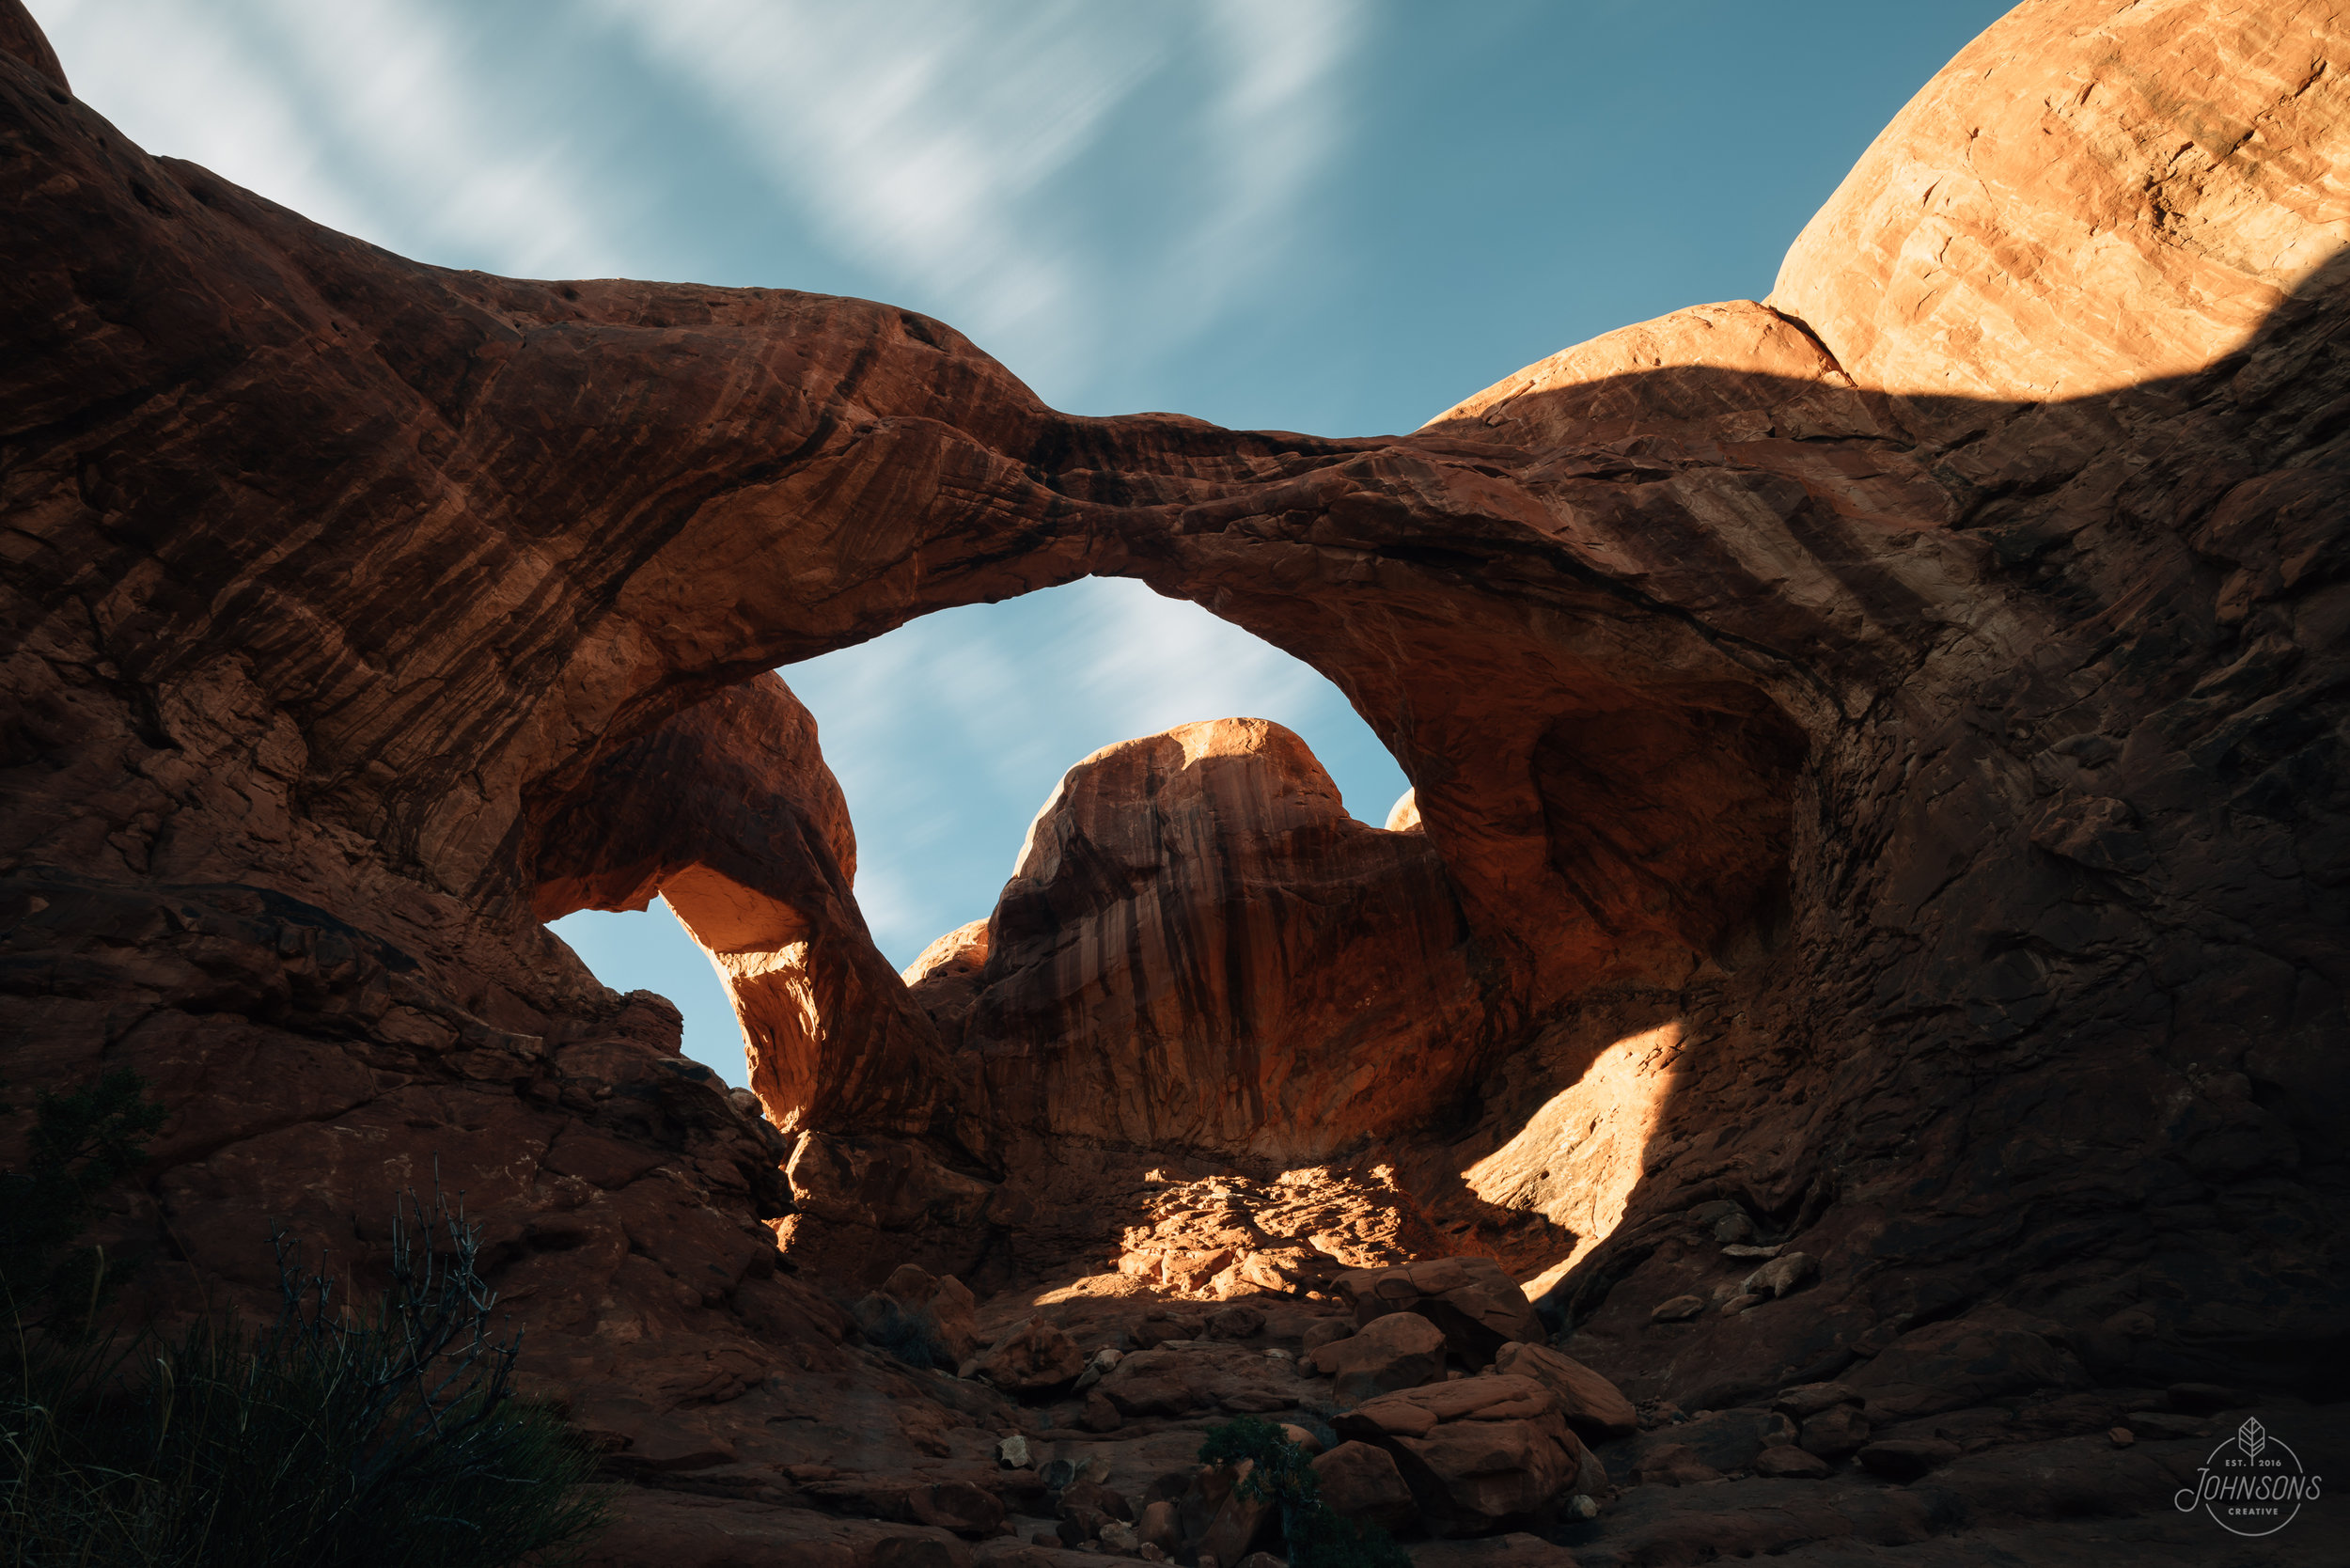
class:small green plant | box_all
[848,1292,948,1371]
[1198,1416,1413,1568]
[0,1072,609,1568]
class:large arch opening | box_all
[526,529,1816,1311]
[544,576,1411,1089]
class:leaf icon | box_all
[2238,1417,2266,1459]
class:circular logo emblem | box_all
[2173,1417,2322,1537]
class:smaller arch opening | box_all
[542,577,1411,1095]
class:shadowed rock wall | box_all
[2,0,2346,1494]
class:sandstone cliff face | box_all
[5,0,2350,1558]
[954,717,1488,1161]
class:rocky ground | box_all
[573,1236,2350,1566]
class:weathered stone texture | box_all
[4,0,2349,1560]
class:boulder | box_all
[1752,1445,1831,1480]
[1335,1375,1559,1442]
[1388,1421,1578,1535]
[1055,1479,1133,1546]
[1196,1463,1277,1566]
[1309,1441,1418,1531]
[1335,1375,1582,1533]
[881,1263,935,1300]
[1073,1346,1123,1392]
[1631,1443,1722,1487]
[1572,1439,1607,1503]
[1209,1305,1266,1341]
[880,1264,981,1361]
[1334,1258,1544,1365]
[1738,1251,1818,1300]
[1137,1499,1181,1552]
[1095,1349,1207,1418]
[1310,1312,1448,1404]
[1491,1341,1637,1440]
[1798,1405,1871,1460]
[1686,1200,1757,1245]
[977,1317,1087,1394]
[909,1482,1006,1539]
[1175,1464,1234,1551]
[1301,1320,1354,1354]
[1770,1382,1861,1420]
[929,1276,980,1361]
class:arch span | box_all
[4,0,2346,1466]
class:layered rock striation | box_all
[945,717,1489,1162]
[5,0,2350,1560]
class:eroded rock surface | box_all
[949,718,1488,1162]
[531,672,946,1137]
[5,0,2349,1561]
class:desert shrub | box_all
[0,1074,608,1568]
[848,1292,948,1371]
[1198,1416,1412,1568]
[0,1069,167,1342]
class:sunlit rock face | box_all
[1768,0,2350,413]
[950,717,1490,1161]
[5,0,2350,1551]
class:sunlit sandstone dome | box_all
[3,0,2346,1562]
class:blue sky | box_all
[34,0,2010,1085]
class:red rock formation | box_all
[1769,0,2348,414]
[953,717,1488,1160]
[530,672,946,1137]
[5,0,2350,1558]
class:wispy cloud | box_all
[1182,0,1354,327]
[35,0,1363,391]
[784,578,1396,963]
[33,0,624,277]
[27,0,1397,984]
[594,0,1362,400]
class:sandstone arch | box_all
[4,5,2348,1552]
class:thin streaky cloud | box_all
[595,0,1363,400]
[254,0,622,277]
[35,0,625,278]
[595,0,1148,380]
[1179,0,1355,329]
[34,0,387,244]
